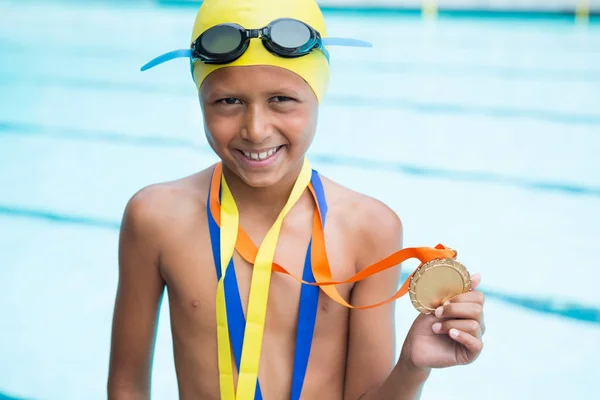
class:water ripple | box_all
[1,203,599,325]
[1,75,599,125]
[1,121,599,198]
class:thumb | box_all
[470,273,482,290]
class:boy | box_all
[107,0,485,399]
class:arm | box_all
[107,190,166,399]
[344,202,430,400]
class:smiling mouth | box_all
[238,145,284,161]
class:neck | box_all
[221,162,306,221]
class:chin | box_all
[236,168,287,189]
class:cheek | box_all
[203,112,239,148]
[281,107,317,145]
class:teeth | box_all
[242,146,280,161]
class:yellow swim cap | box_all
[191,0,329,102]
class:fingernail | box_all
[432,323,442,333]
[443,300,450,306]
[435,306,443,318]
[450,329,459,339]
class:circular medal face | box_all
[409,258,471,314]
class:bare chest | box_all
[160,213,357,339]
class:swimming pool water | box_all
[1,1,599,399]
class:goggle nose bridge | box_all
[246,28,262,39]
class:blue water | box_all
[1,1,599,399]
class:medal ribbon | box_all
[216,175,238,400]
[207,165,327,400]
[214,159,313,399]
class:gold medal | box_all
[409,258,471,314]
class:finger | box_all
[448,329,483,355]
[437,303,486,334]
[470,273,481,290]
[435,302,483,322]
[445,290,485,306]
[445,288,487,335]
[432,319,481,338]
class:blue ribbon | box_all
[291,170,328,399]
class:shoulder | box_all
[319,175,403,271]
[120,167,214,242]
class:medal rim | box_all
[409,258,471,314]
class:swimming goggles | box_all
[141,18,372,71]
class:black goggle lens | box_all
[270,20,312,49]
[200,24,243,54]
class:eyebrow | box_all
[205,87,304,100]
[262,87,303,98]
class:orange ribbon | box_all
[209,163,457,309]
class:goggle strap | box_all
[140,49,192,71]
[321,37,373,48]
[140,38,372,71]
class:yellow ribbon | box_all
[217,159,313,399]
[217,176,239,399]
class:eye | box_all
[217,98,241,105]
[271,96,294,103]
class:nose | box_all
[240,103,273,144]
